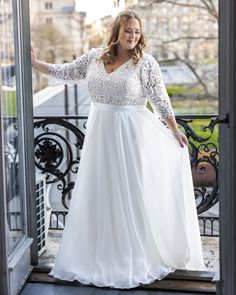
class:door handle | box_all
[218,112,229,127]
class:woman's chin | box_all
[120,43,137,51]
[126,44,136,50]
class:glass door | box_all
[0,0,36,294]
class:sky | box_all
[75,0,124,23]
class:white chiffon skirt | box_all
[49,102,205,289]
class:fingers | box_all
[182,136,189,146]
[173,130,189,148]
[179,136,188,148]
[30,46,37,64]
[31,45,36,57]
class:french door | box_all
[0,0,37,294]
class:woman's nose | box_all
[130,31,135,38]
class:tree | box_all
[31,22,71,64]
[140,0,218,99]
[31,23,72,91]
[153,0,218,19]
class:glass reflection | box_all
[0,0,23,254]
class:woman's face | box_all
[117,17,141,51]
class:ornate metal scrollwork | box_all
[176,115,219,214]
[34,117,86,209]
[34,114,219,227]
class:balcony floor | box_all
[29,230,218,294]
[20,282,215,295]
[39,230,219,272]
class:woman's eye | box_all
[124,29,141,35]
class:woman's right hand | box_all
[31,46,37,67]
[30,46,50,75]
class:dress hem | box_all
[48,267,176,289]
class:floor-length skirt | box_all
[49,102,205,288]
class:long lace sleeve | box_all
[141,54,175,119]
[47,48,100,85]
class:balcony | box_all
[5,111,220,275]
[4,111,211,293]
[16,112,215,273]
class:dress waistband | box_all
[92,102,146,111]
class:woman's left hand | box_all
[172,129,189,148]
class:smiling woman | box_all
[116,19,141,48]
[100,12,145,73]
[31,9,205,289]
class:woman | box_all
[31,9,205,289]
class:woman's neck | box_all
[116,46,131,61]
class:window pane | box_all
[0,0,25,254]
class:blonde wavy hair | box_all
[100,10,147,65]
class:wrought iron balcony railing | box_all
[4,112,219,237]
[33,113,219,236]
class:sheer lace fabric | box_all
[47,48,174,119]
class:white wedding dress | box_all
[48,48,205,288]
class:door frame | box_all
[219,0,236,293]
[12,0,38,265]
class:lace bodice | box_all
[48,48,175,119]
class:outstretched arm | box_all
[31,47,100,84]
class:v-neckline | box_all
[102,58,132,75]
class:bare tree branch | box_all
[153,0,206,10]
[157,45,217,99]
[201,0,218,19]
[174,53,208,95]
[149,36,217,44]
[145,0,218,98]
[152,0,218,19]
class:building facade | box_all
[130,0,218,63]
[30,0,87,62]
